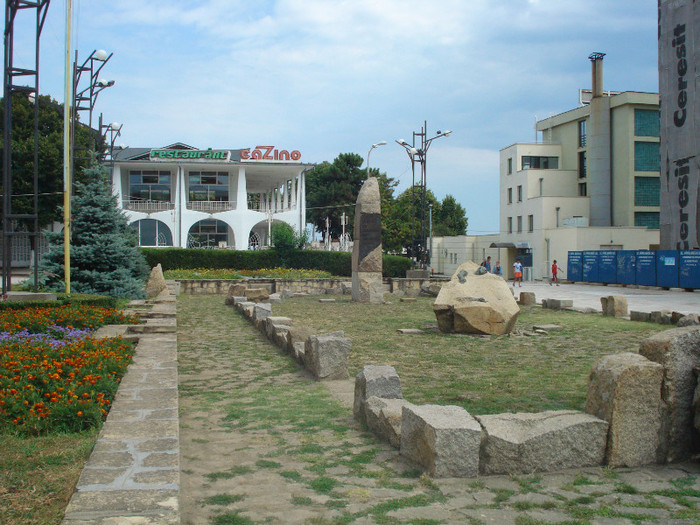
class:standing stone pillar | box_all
[352,177,383,304]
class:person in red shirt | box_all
[551,259,559,286]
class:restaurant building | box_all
[110,143,312,249]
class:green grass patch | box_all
[309,476,340,494]
[204,466,253,481]
[211,511,255,525]
[203,493,245,506]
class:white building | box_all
[433,55,661,280]
[110,143,313,250]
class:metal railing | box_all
[122,200,175,212]
[187,201,236,212]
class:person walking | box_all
[513,258,523,287]
[551,259,559,286]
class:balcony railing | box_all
[123,200,175,212]
[187,200,236,212]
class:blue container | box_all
[567,251,583,282]
[598,250,618,284]
[636,250,657,286]
[680,250,700,289]
[656,250,680,288]
[616,251,636,285]
[582,251,599,282]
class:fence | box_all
[567,250,700,290]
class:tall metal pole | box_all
[63,0,72,293]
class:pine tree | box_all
[40,161,148,298]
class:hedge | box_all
[141,248,413,278]
[0,293,117,311]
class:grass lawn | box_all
[273,296,668,415]
[0,431,97,525]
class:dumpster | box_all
[679,250,700,290]
[567,251,583,282]
[598,251,618,284]
[635,250,657,286]
[582,251,599,282]
[616,250,636,285]
[656,250,680,288]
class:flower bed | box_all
[0,305,138,435]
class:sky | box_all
[8,0,659,235]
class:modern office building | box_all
[433,55,661,280]
[110,143,312,250]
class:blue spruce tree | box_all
[40,162,148,298]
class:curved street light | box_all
[365,141,387,178]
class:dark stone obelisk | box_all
[352,177,383,303]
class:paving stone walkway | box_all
[178,295,700,525]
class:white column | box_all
[236,167,247,210]
[300,171,306,234]
[283,180,290,210]
[276,186,281,212]
[291,177,297,210]
[179,165,187,247]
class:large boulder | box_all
[353,365,402,424]
[400,404,482,477]
[585,353,664,467]
[246,287,270,303]
[476,410,608,475]
[639,326,700,462]
[304,331,352,380]
[432,261,519,335]
[145,264,168,299]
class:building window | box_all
[634,109,660,137]
[634,211,660,229]
[188,171,229,201]
[578,120,587,147]
[129,170,171,202]
[634,142,660,172]
[507,217,512,234]
[528,215,534,232]
[130,219,173,247]
[517,185,523,202]
[521,156,559,170]
[579,182,587,196]
[507,157,513,174]
[517,216,523,233]
[507,188,512,204]
[634,176,660,207]
[578,151,586,178]
[187,219,230,248]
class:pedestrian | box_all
[484,256,491,272]
[551,259,559,286]
[513,258,523,287]
[493,260,503,276]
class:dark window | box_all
[517,216,522,233]
[634,212,660,229]
[634,142,660,172]
[507,157,513,174]
[129,170,171,202]
[188,219,229,247]
[188,171,229,201]
[579,182,587,196]
[578,120,587,147]
[528,215,534,232]
[517,185,523,202]
[634,176,660,207]
[634,109,660,137]
[578,151,587,178]
[507,217,512,234]
[130,219,173,246]
[507,188,512,204]
[521,156,559,170]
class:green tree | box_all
[39,161,149,298]
[271,222,307,267]
[434,194,468,236]
[306,153,397,241]
[0,93,101,228]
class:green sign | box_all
[150,148,230,161]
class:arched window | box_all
[130,219,173,247]
[187,219,231,248]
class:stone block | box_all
[400,297,416,302]
[678,314,700,327]
[400,404,482,478]
[263,316,293,339]
[585,352,663,467]
[285,325,313,355]
[246,287,270,303]
[231,296,247,305]
[353,365,402,424]
[237,302,255,318]
[601,296,628,317]
[304,331,352,380]
[630,311,651,322]
[545,299,573,311]
[252,303,272,323]
[639,326,700,462]
[650,310,672,325]
[268,293,282,303]
[145,264,168,299]
[365,397,416,448]
[519,292,536,306]
[476,410,607,475]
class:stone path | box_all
[178,295,700,525]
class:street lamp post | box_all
[365,141,387,178]
[396,122,451,267]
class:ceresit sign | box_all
[240,146,301,162]
[149,148,230,161]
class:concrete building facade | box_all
[110,143,313,250]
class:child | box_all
[551,259,559,286]
[513,259,523,287]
